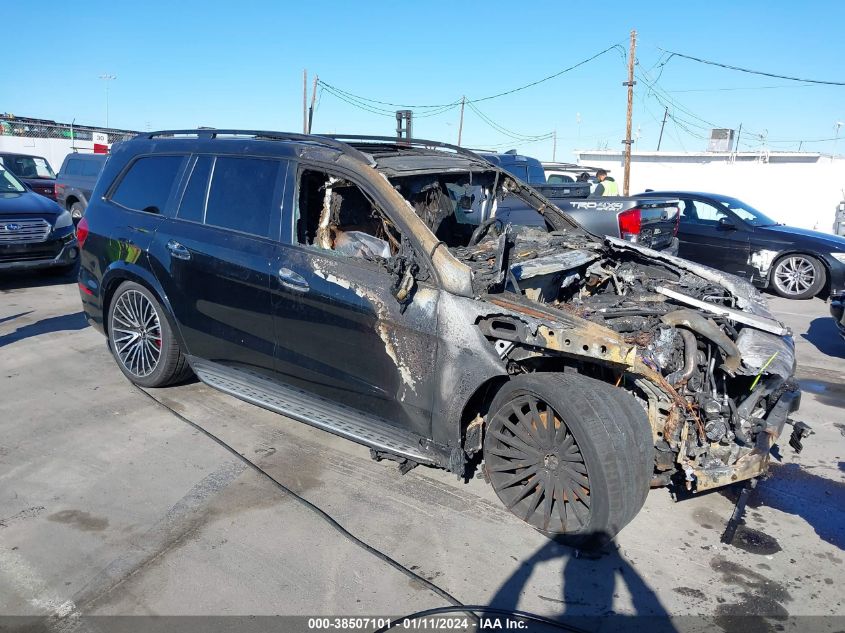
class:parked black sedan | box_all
[635,191,845,299]
[0,165,78,273]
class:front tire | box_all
[483,373,652,539]
[771,254,825,299]
[107,281,191,387]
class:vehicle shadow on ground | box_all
[0,268,78,292]
[487,535,677,632]
[800,317,845,359]
[0,311,88,348]
[720,462,845,552]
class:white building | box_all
[575,150,845,234]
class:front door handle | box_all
[278,267,309,293]
[166,240,191,261]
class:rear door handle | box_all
[278,267,309,293]
[166,240,191,261]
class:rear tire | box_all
[770,254,825,299]
[482,373,652,540]
[107,281,192,387]
[70,201,85,224]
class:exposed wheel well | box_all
[102,274,163,337]
[459,358,619,453]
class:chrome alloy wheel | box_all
[773,255,816,296]
[111,290,163,377]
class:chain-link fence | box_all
[0,116,138,145]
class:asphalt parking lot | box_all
[1,270,844,630]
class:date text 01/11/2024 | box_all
[306,616,528,630]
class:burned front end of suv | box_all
[387,165,802,494]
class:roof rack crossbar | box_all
[143,129,374,164]
[321,134,488,162]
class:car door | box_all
[676,197,754,278]
[270,163,438,438]
[149,154,286,378]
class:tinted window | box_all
[111,155,184,214]
[65,159,82,176]
[177,156,213,223]
[506,164,529,181]
[680,199,730,225]
[547,174,574,184]
[81,159,104,178]
[204,157,278,237]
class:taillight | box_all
[76,217,89,247]
[672,207,681,236]
[54,183,64,197]
[618,208,642,241]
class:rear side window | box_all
[64,159,82,176]
[81,160,104,177]
[204,157,279,237]
[177,156,213,223]
[111,155,184,214]
[506,164,529,181]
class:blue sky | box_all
[4,0,844,160]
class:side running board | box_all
[190,358,436,465]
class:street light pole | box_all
[99,74,117,129]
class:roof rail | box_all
[322,134,489,163]
[143,129,374,165]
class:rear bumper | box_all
[0,235,78,271]
[831,295,845,339]
[827,261,845,298]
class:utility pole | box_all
[307,74,319,134]
[302,70,308,134]
[457,96,466,146]
[99,74,116,129]
[622,29,636,196]
[656,106,668,151]
[552,130,557,161]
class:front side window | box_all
[296,168,398,261]
[680,199,730,225]
[111,155,185,214]
[204,157,279,237]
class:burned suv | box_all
[78,131,802,538]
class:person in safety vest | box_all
[593,169,618,196]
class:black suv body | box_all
[55,153,109,222]
[79,130,802,538]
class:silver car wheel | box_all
[111,290,162,377]
[773,256,816,296]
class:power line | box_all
[317,43,625,111]
[658,49,845,86]
[668,83,824,93]
[466,101,553,141]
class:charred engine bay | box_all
[453,226,798,490]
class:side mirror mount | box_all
[718,216,737,231]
